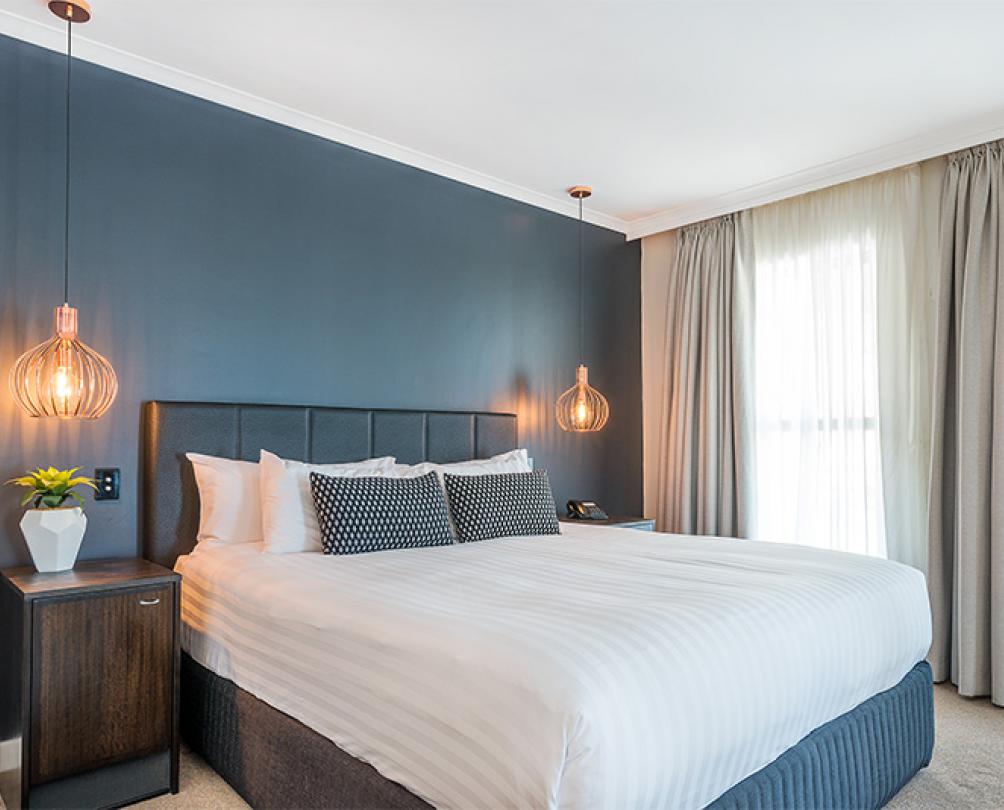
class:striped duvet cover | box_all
[177,523,931,809]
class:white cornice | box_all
[0,10,630,235]
[624,109,1004,240]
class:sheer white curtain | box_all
[742,167,931,562]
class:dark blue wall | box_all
[0,33,641,567]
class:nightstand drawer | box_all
[30,585,174,784]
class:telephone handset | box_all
[566,500,609,521]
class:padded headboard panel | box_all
[142,401,517,568]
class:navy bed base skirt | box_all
[182,656,933,809]
[709,661,934,809]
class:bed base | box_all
[709,661,934,809]
[181,654,430,809]
[182,655,933,809]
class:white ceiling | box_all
[3,1,1004,238]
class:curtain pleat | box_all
[657,216,750,536]
[928,139,1004,705]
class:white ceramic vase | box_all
[19,507,87,573]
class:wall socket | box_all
[94,468,120,501]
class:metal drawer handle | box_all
[139,597,161,606]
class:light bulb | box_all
[53,364,76,407]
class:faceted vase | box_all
[19,507,87,573]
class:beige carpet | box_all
[2,683,997,809]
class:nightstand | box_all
[0,559,180,810]
[559,516,656,531]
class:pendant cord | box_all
[577,195,583,365]
[63,17,72,306]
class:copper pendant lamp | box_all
[555,186,609,433]
[10,0,118,420]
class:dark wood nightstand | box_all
[559,516,656,531]
[0,558,180,810]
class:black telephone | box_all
[566,500,609,521]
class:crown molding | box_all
[0,11,630,235]
[7,10,1004,245]
[624,109,1004,240]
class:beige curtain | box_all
[656,215,752,536]
[928,139,1004,705]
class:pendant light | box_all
[10,0,118,420]
[555,186,609,433]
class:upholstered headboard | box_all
[141,401,517,568]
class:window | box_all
[749,222,888,557]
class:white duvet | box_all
[177,524,931,809]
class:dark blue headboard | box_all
[141,401,517,567]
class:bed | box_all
[142,400,935,809]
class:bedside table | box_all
[0,559,180,810]
[559,516,656,531]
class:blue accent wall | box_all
[0,33,641,567]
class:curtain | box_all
[656,216,753,536]
[928,140,1004,705]
[743,167,929,560]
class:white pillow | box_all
[393,448,531,480]
[186,453,262,545]
[260,449,397,554]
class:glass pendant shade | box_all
[556,364,609,432]
[9,305,117,419]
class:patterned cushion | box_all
[443,470,560,543]
[310,471,454,555]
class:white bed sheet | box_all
[177,524,931,809]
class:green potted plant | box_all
[6,467,97,572]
